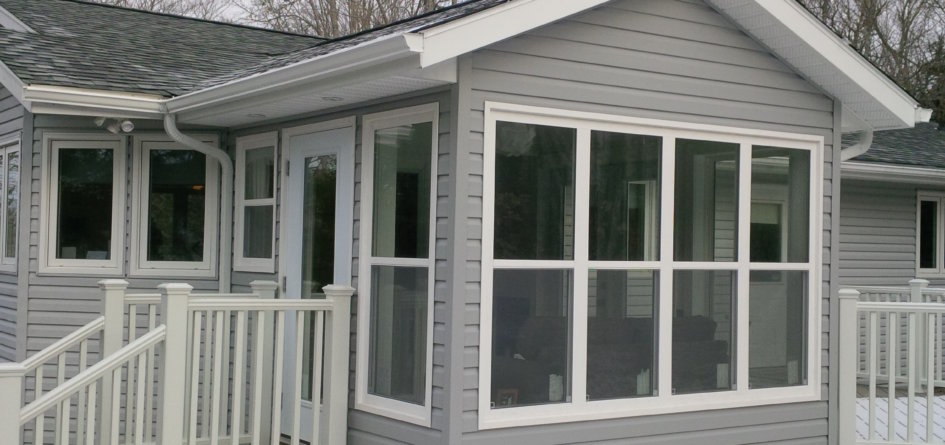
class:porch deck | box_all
[856,386,945,442]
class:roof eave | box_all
[842,160,945,184]
[21,84,165,119]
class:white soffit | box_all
[709,0,921,130]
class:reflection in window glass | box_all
[372,122,432,259]
[672,270,735,394]
[242,206,273,259]
[492,269,572,408]
[5,151,17,259]
[368,266,428,405]
[57,149,114,260]
[244,146,274,200]
[587,270,657,400]
[674,139,739,262]
[920,200,937,269]
[495,122,576,261]
[749,271,807,389]
[751,147,810,263]
[147,150,206,262]
[590,131,661,261]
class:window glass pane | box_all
[5,151,17,259]
[674,139,739,262]
[147,150,206,262]
[495,122,576,260]
[301,155,336,297]
[590,131,661,261]
[751,147,810,263]
[672,270,735,394]
[244,146,274,200]
[749,271,808,389]
[368,265,428,405]
[372,122,432,259]
[587,269,657,400]
[920,200,937,269]
[57,148,114,260]
[242,206,273,259]
[492,269,572,408]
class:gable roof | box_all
[0,0,930,131]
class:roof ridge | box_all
[53,0,326,41]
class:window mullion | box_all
[571,127,591,406]
[736,143,752,393]
[658,137,676,399]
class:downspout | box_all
[839,129,874,161]
[162,112,233,292]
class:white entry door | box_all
[281,119,354,443]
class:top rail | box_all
[187,298,335,311]
[858,301,945,313]
[20,316,105,371]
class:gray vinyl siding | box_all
[838,179,941,288]
[0,85,23,362]
[459,0,835,443]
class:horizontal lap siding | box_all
[0,86,22,362]
[462,0,834,442]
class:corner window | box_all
[234,132,277,273]
[917,192,945,276]
[0,139,19,270]
[480,103,821,429]
[356,104,438,426]
[131,136,219,277]
[40,135,125,275]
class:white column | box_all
[837,288,860,445]
[98,279,128,445]
[157,283,193,445]
[322,284,355,445]
[0,363,24,443]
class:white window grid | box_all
[234,132,279,273]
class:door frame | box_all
[277,116,356,441]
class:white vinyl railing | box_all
[0,279,354,445]
[839,287,945,445]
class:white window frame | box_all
[39,133,125,276]
[355,103,438,427]
[130,134,220,278]
[0,138,19,271]
[234,132,278,273]
[479,102,823,429]
[916,191,945,277]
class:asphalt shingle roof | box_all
[850,123,945,168]
[0,0,505,97]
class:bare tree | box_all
[88,0,230,21]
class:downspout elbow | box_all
[162,112,233,292]
[840,129,873,161]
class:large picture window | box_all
[234,132,278,273]
[356,104,438,426]
[0,140,18,270]
[131,136,219,277]
[480,103,821,429]
[40,134,125,275]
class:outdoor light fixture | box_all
[120,119,135,132]
[105,121,120,134]
[95,117,135,133]
[93,116,107,127]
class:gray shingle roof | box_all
[849,123,945,168]
[0,0,504,97]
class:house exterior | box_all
[0,0,932,444]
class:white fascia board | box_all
[21,85,165,119]
[842,161,945,184]
[0,60,25,107]
[0,5,34,33]
[756,0,920,128]
[165,33,423,115]
[417,0,610,67]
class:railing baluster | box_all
[110,367,121,445]
[270,311,285,445]
[907,312,916,442]
[78,339,88,445]
[888,312,897,441]
[126,305,138,443]
[85,382,97,445]
[189,311,202,445]
[926,313,935,443]
[211,310,225,444]
[251,311,265,445]
[311,311,325,444]
[145,305,156,443]
[134,351,147,444]
[869,311,878,441]
[291,312,305,445]
[202,311,213,438]
[56,352,67,445]
[231,311,246,445]
[36,364,44,445]
[221,311,231,440]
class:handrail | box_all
[858,301,945,313]
[124,295,161,304]
[853,286,913,293]
[19,325,167,424]
[188,298,334,310]
[20,316,105,371]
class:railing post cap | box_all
[910,278,930,286]
[322,284,356,296]
[249,280,279,291]
[98,279,130,290]
[158,282,194,293]
[838,288,861,299]
[0,362,26,376]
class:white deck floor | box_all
[856,395,945,443]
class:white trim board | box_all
[842,162,945,184]
[233,131,279,274]
[0,5,33,33]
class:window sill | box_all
[354,394,431,428]
[38,264,123,277]
[130,266,216,279]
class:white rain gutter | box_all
[839,129,874,161]
[162,112,233,292]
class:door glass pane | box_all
[589,131,661,261]
[368,266,428,405]
[672,270,735,394]
[491,269,572,408]
[244,146,275,200]
[372,122,432,259]
[494,122,576,260]
[920,200,937,269]
[147,150,206,262]
[751,147,810,263]
[57,148,114,260]
[242,206,273,259]
[674,139,739,262]
[749,271,807,389]
[300,155,337,401]
[5,151,17,259]
[587,269,657,400]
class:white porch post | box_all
[838,288,860,445]
[322,284,354,445]
[250,280,277,443]
[98,278,128,445]
[0,363,25,443]
[909,278,929,389]
[157,283,193,445]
